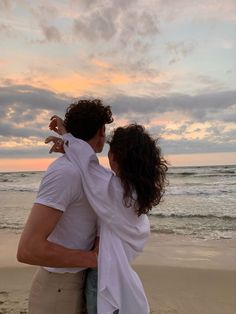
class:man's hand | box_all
[45,136,65,154]
[49,115,67,135]
[92,237,100,256]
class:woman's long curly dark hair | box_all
[108,124,168,216]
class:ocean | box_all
[0,165,236,240]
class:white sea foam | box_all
[1,166,236,239]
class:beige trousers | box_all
[29,267,87,314]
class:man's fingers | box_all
[49,116,66,135]
[49,119,59,133]
[45,136,64,154]
[50,115,59,121]
[49,143,57,154]
[45,136,58,144]
[46,118,65,154]
[45,136,52,144]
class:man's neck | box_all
[86,126,104,153]
[87,138,99,153]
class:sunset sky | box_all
[0,0,236,171]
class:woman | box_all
[47,117,168,314]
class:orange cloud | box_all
[0,59,8,65]
[91,58,111,69]
[49,73,94,95]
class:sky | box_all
[0,0,236,171]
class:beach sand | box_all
[0,230,236,314]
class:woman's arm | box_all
[47,116,117,221]
[47,116,150,250]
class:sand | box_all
[0,230,236,314]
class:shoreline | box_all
[0,230,236,313]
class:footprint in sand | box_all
[0,292,9,314]
[0,292,8,305]
[0,292,8,306]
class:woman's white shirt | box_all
[63,133,150,314]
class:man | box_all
[17,99,113,314]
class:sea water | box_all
[150,165,236,239]
[0,165,236,240]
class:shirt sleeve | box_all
[62,133,150,249]
[35,162,81,212]
[62,133,121,221]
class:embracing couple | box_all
[17,99,168,314]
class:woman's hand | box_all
[45,136,65,154]
[49,115,67,135]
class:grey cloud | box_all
[137,12,159,36]
[196,75,227,93]
[0,85,68,112]
[166,41,197,63]
[72,0,101,9]
[162,124,188,136]
[0,120,49,138]
[168,58,180,65]
[204,105,236,123]
[0,23,12,35]
[205,125,236,142]
[118,10,160,46]
[30,4,58,19]
[198,75,221,86]
[222,129,236,142]
[114,0,137,9]
[0,146,53,158]
[0,85,69,140]
[72,3,160,79]
[153,121,236,156]
[73,8,117,41]
[73,2,159,44]
[115,58,158,78]
[133,40,151,54]
[160,138,236,155]
[0,84,235,158]
[74,0,136,11]
[1,85,235,124]
[0,0,12,10]
[109,90,236,122]
[40,24,62,42]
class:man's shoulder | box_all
[36,155,83,208]
[47,156,81,178]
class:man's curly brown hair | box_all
[64,99,113,140]
[108,124,168,216]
